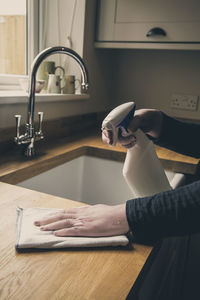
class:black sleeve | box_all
[126,180,200,244]
[157,113,200,158]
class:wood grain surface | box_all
[0,133,199,299]
[0,135,199,186]
[0,182,152,300]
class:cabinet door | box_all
[96,0,200,43]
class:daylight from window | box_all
[0,0,26,75]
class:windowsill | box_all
[0,91,90,104]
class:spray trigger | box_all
[102,102,136,146]
[117,104,136,133]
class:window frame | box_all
[0,0,39,90]
[27,0,39,73]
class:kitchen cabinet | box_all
[95,0,200,50]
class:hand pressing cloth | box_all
[15,207,130,250]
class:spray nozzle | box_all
[102,102,136,146]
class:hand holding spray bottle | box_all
[102,102,171,198]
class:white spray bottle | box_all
[102,102,171,198]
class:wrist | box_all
[115,204,130,233]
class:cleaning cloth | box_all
[15,207,130,250]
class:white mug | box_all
[47,74,64,94]
[62,75,80,94]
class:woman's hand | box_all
[102,127,136,149]
[34,204,130,237]
[130,109,163,138]
[102,108,163,148]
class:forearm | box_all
[126,180,200,243]
[157,113,200,157]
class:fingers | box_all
[121,140,137,148]
[118,128,136,148]
[38,217,97,237]
[34,206,89,226]
[53,223,112,237]
[120,127,132,137]
[102,129,113,145]
[33,204,129,238]
[54,226,90,237]
[102,127,136,148]
[34,213,76,226]
[40,219,83,231]
[37,217,99,238]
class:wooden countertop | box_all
[0,182,152,300]
[0,133,199,185]
[0,134,199,299]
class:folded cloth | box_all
[15,207,130,250]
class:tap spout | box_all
[28,46,89,127]
[14,46,89,157]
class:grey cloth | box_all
[16,207,129,249]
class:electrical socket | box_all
[171,94,199,111]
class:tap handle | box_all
[15,114,21,139]
[38,111,43,133]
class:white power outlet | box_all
[171,94,199,111]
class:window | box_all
[0,0,85,92]
[0,0,39,90]
[0,0,26,75]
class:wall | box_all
[110,49,200,121]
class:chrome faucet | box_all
[14,46,89,157]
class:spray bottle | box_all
[102,102,171,198]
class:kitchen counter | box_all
[0,181,152,300]
[0,133,199,299]
[0,132,199,185]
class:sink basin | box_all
[17,155,185,205]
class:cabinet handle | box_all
[146,27,166,37]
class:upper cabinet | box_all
[95,0,200,50]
